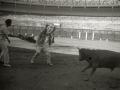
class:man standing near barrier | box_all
[31,24,56,66]
[0,19,12,67]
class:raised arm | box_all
[38,25,49,37]
[46,26,56,36]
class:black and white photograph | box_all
[0,0,120,90]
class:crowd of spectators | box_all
[2,0,120,5]
[0,15,120,30]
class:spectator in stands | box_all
[31,24,56,66]
[0,19,12,67]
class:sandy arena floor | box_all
[8,37,120,55]
[0,37,120,90]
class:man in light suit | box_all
[0,19,12,67]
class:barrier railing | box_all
[0,24,120,42]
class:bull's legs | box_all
[81,64,92,72]
[85,63,98,81]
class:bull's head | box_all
[77,47,83,61]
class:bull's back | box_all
[93,50,120,69]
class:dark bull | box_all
[77,47,120,81]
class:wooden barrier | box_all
[59,30,66,37]
[54,28,60,37]
[27,26,34,35]
[93,31,102,40]
[66,30,72,38]
[20,26,27,35]
[34,27,41,36]
[4,25,120,42]
[114,31,120,42]
[13,25,20,34]
[72,30,78,39]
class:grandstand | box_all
[0,0,120,41]
[0,0,120,5]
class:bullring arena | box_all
[0,36,120,90]
[0,0,120,90]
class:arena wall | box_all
[0,24,118,42]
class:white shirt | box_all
[0,24,9,41]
